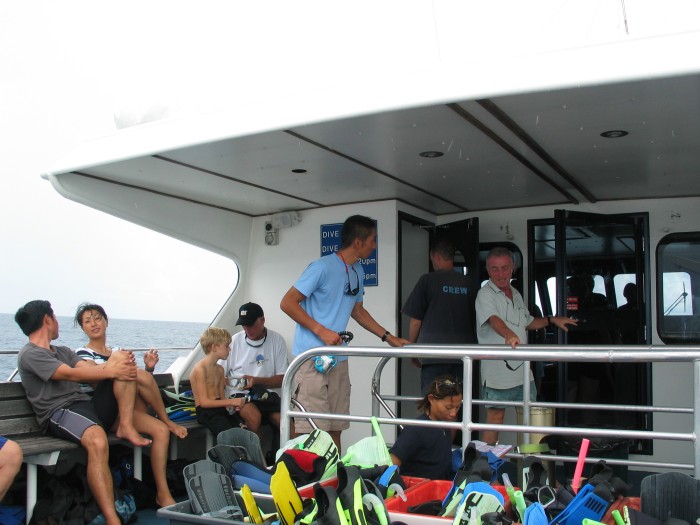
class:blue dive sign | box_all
[320,223,378,286]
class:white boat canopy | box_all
[45,6,700,225]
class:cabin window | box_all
[545,275,606,314]
[613,274,637,309]
[662,272,693,316]
[657,233,700,343]
[534,282,542,314]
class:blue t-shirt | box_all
[291,253,364,360]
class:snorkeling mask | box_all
[314,331,353,374]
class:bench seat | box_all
[0,375,211,523]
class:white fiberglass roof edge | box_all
[44,30,700,180]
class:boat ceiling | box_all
[51,70,700,218]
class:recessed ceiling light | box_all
[291,168,307,173]
[600,130,629,138]
[419,151,444,158]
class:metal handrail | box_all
[1,347,193,382]
[0,347,192,354]
[290,398,319,430]
[280,344,700,478]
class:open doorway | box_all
[529,210,651,453]
[397,214,479,418]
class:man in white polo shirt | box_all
[476,247,577,444]
[223,302,289,440]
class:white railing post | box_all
[694,360,700,478]
[462,355,473,449]
[521,361,531,445]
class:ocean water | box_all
[0,313,208,381]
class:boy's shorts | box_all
[483,381,536,409]
[48,380,118,443]
[293,359,351,433]
[196,405,246,439]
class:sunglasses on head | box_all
[433,378,462,394]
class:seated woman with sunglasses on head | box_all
[73,303,188,440]
[389,375,462,480]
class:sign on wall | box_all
[320,223,378,286]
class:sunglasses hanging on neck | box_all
[338,253,360,296]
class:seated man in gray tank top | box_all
[15,300,176,524]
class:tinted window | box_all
[657,233,700,343]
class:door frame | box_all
[528,209,652,452]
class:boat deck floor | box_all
[138,506,170,525]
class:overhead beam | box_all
[447,103,580,205]
[284,129,470,213]
[476,99,596,203]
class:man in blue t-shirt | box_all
[280,215,409,448]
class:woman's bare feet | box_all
[167,420,189,439]
[116,425,152,447]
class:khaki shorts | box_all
[293,359,351,433]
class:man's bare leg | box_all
[82,425,121,525]
[113,379,151,447]
[329,430,341,451]
[132,411,176,507]
[482,408,505,445]
[0,438,22,501]
[239,403,262,435]
[135,369,188,439]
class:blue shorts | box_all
[0,435,7,450]
[483,381,536,409]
